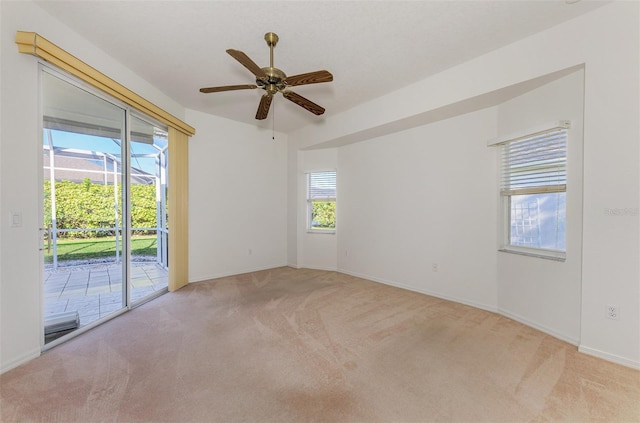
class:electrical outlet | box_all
[432,263,438,272]
[606,304,619,320]
[10,211,22,227]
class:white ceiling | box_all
[35,1,607,134]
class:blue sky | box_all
[44,130,165,174]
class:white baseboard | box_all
[189,265,639,370]
[189,263,288,284]
[497,308,580,346]
[1,347,41,375]
[337,268,585,348]
[300,265,338,272]
[578,345,640,370]
[337,268,498,314]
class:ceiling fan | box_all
[199,32,333,120]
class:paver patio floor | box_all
[44,261,168,329]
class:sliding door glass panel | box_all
[129,114,169,304]
[42,70,126,343]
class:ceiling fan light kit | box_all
[199,32,333,121]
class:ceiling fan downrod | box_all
[264,32,279,68]
[258,33,286,94]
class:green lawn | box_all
[44,235,157,263]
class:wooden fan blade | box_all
[226,49,267,78]
[285,70,333,87]
[199,84,257,93]
[255,94,273,120]
[282,90,325,115]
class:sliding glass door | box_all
[129,115,169,304]
[41,67,169,345]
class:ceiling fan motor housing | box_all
[258,67,287,94]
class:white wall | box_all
[496,70,585,345]
[297,149,338,271]
[289,1,639,368]
[337,108,499,311]
[577,3,639,366]
[0,1,190,372]
[0,0,4,377]
[187,109,288,281]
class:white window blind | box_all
[308,171,336,200]
[500,128,567,196]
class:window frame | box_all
[306,170,336,234]
[494,121,570,261]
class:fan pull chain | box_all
[272,100,275,140]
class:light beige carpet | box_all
[1,267,639,422]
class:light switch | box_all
[11,211,22,227]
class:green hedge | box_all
[44,179,158,238]
[311,201,336,229]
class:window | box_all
[307,171,336,233]
[498,123,568,259]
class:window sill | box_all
[307,230,336,235]
[498,246,566,262]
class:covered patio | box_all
[44,262,168,332]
